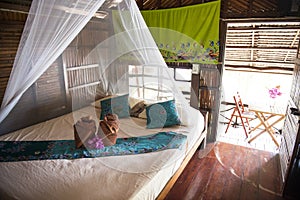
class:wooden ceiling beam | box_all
[227,27,300,31]
[223,17,300,23]
[226,46,298,50]
[136,0,144,10]
[0,2,30,13]
[225,64,294,72]
[177,0,182,7]
[156,0,161,9]
[225,68,293,75]
[225,59,296,65]
[248,0,253,18]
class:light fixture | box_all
[94,11,108,19]
[108,0,123,8]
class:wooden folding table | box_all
[248,106,286,147]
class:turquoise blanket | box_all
[0,131,186,162]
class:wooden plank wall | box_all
[280,43,300,185]
[0,61,68,135]
[0,12,26,104]
[0,7,36,134]
[0,4,67,135]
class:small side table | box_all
[248,106,286,147]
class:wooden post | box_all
[190,64,200,109]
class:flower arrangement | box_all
[86,135,104,149]
[268,85,282,99]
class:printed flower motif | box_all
[156,40,219,63]
[268,85,282,99]
[160,109,166,115]
[87,135,104,149]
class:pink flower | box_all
[87,136,104,149]
[268,86,282,99]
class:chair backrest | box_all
[233,92,246,112]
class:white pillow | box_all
[175,102,191,126]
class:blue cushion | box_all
[100,94,130,120]
[146,100,181,129]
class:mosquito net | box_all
[0,0,205,172]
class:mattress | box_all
[0,105,205,200]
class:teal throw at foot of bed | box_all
[0,131,187,162]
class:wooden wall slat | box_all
[0,17,23,105]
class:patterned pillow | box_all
[146,100,181,129]
[100,94,130,120]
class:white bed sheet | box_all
[0,105,205,200]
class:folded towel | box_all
[98,113,120,146]
[74,116,96,149]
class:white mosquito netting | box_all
[0,0,202,172]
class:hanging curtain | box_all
[141,0,220,64]
[0,0,105,123]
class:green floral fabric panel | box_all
[141,1,220,64]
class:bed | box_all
[0,0,212,198]
[0,98,206,200]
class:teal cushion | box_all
[100,94,130,120]
[146,100,181,129]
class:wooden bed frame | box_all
[157,111,208,199]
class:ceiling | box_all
[0,0,299,19]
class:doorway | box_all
[217,20,300,152]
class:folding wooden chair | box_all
[225,92,256,138]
